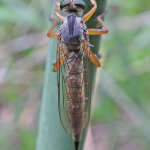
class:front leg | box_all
[82,0,97,22]
[47,17,58,37]
[53,0,65,21]
[87,11,109,35]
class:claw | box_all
[104,8,108,14]
[98,9,108,18]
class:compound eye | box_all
[60,0,71,10]
[74,0,85,10]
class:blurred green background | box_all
[0,0,150,150]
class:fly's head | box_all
[60,0,85,16]
[59,0,87,51]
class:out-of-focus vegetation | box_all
[0,0,150,150]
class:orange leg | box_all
[47,17,58,37]
[53,0,65,21]
[88,11,109,35]
[53,55,65,72]
[82,0,97,22]
[83,37,100,67]
[86,48,100,67]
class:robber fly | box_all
[47,0,108,149]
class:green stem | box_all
[36,0,107,150]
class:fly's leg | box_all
[87,11,109,35]
[83,39,100,67]
[53,55,65,72]
[47,17,58,37]
[47,0,65,37]
[53,0,65,21]
[86,48,100,67]
[82,0,97,22]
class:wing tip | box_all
[74,141,80,150]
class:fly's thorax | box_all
[60,14,87,51]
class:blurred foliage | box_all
[0,0,150,150]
